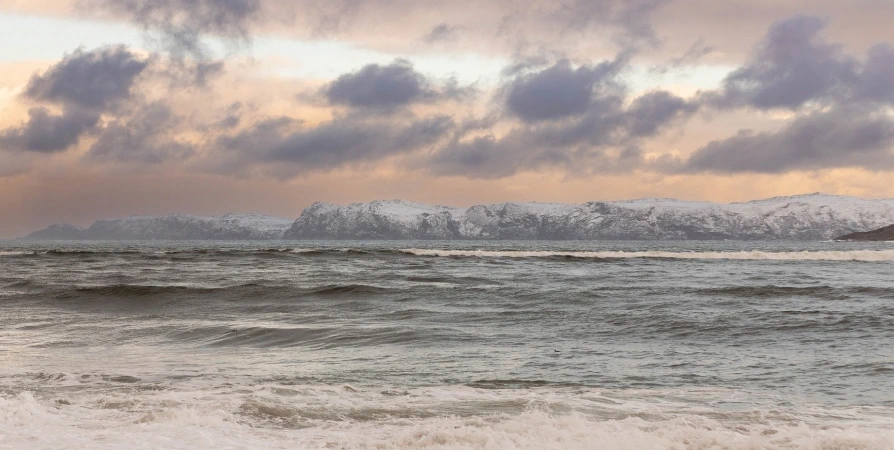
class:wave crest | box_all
[400,249,894,261]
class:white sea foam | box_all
[1,389,893,450]
[0,251,30,256]
[400,249,894,261]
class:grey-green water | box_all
[2,240,894,449]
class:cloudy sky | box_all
[2,0,894,237]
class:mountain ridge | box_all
[21,193,894,241]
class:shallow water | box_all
[2,240,894,449]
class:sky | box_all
[1,0,894,237]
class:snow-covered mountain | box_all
[22,194,894,241]
[24,214,294,240]
[283,194,894,240]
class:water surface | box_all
[2,240,894,449]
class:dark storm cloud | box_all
[24,46,150,111]
[853,43,894,104]
[425,55,697,178]
[326,60,433,109]
[685,108,894,173]
[683,14,894,174]
[626,91,698,137]
[0,108,99,153]
[703,15,894,111]
[325,60,470,111]
[504,59,621,123]
[88,102,194,164]
[708,15,856,110]
[216,114,455,173]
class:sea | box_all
[2,240,894,449]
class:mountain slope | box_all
[23,224,86,240]
[24,214,293,241]
[836,224,894,241]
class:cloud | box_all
[24,46,150,111]
[854,43,894,104]
[550,0,671,46]
[427,130,649,179]
[425,55,697,178]
[88,102,194,164]
[161,59,225,88]
[325,60,470,111]
[215,114,455,175]
[0,107,99,153]
[682,14,894,174]
[80,0,672,67]
[8,6,891,183]
[93,0,260,58]
[210,102,246,130]
[88,0,262,86]
[707,16,854,110]
[704,15,894,112]
[504,59,622,123]
[326,60,433,109]
[626,91,698,137]
[685,108,894,173]
[650,37,714,74]
[423,23,459,43]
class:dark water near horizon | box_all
[2,240,894,449]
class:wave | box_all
[697,285,894,300]
[47,283,394,301]
[3,390,893,450]
[291,248,375,255]
[304,284,391,296]
[399,248,894,261]
[696,285,845,298]
[171,325,427,349]
[63,284,225,297]
[466,379,583,389]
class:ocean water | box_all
[2,240,894,449]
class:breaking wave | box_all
[399,248,894,261]
[2,389,893,450]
